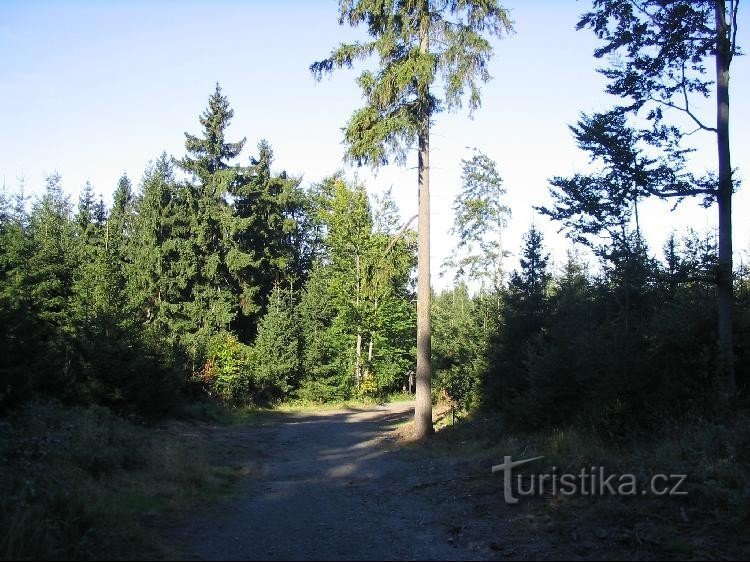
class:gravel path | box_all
[164,402,750,561]
[166,402,504,561]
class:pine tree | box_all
[312,0,512,437]
[176,84,247,357]
[252,283,301,402]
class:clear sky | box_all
[1,0,748,289]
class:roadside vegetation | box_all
[0,402,240,560]
[411,406,750,559]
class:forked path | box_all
[167,402,501,561]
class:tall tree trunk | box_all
[715,0,735,395]
[355,252,362,385]
[414,12,433,439]
[355,332,362,384]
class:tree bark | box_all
[414,11,433,439]
[355,332,362,384]
[355,252,362,385]
[715,0,736,395]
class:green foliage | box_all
[296,265,353,403]
[0,88,416,413]
[196,331,254,406]
[431,284,486,410]
[540,110,698,252]
[480,226,731,436]
[484,226,551,412]
[312,0,513,166]
[174,84,244,350]
[578,1,736,135]
[0,402,229,560]
[444,149,510,289]
[251,284,302,402]
[292,176,416,402]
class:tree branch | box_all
[646,94,717,133]
[381,214,418,259]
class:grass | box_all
[407,406,750,559]
[173,392,416,427]
[0,401,241,560]
[0,393,414,558]
[279,391,414,411]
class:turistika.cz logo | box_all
[491,456,687,504]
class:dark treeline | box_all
[432,138,749,436]
[435,223,750,436]
[0,84,416,414]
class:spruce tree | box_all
[312,0,513,437]
[487,226,551,410]
[445,149,510,294]
[230,140,299,336]
[0,182,39,406]
[28,173,76,332]
[26,173,77,394]
[128,154,187,336]
[176,84,248,356]
[252,283,302,401]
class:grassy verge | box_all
[0,401,240,560]
[172,393,416,426]
[406,405,750,559]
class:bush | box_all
[193,332,254,405]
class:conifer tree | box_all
[312,0,513,437]
[28,173,76,332]
[129,154,187,336]
[25,174,77,393]
[0,182,39,406]
[230,140,300,336]
[176,84,248,356]
[487,226,551,410]
[541,110,694,255]
[252,283,302,401]
[445,149,510,294]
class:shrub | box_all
[193,332,253,405]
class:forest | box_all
[1,0,748,560]
[5,82,744,430]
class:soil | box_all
[163,402,599,561]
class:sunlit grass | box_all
[405,407,750,559]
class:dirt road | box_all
[166,402,515,561]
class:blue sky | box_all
[1,0,748,288]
